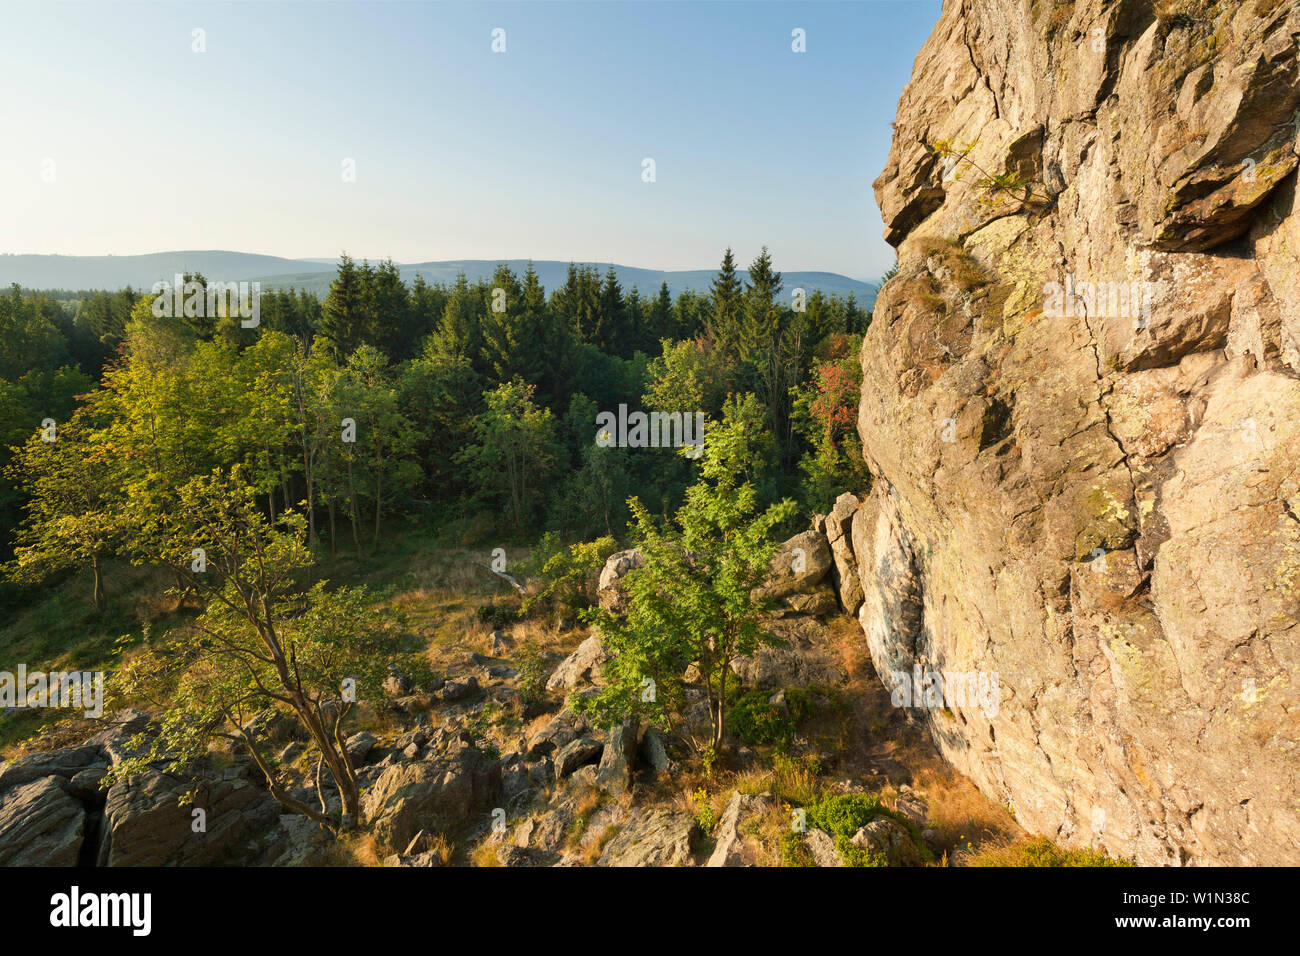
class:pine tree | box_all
[707,248,743,354]
[319,253,367,361]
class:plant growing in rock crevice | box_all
[929,139,1054,210]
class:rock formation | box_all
[854,0,1300,864]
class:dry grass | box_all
[325,830,386,867]
[965,835,1135,867]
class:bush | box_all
[804,792,930,867]
[730,688,812,746]
[476,603,519,629]
[522,534,618,618]
[515,641,550,709]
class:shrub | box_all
[804,792,930,867]
[522,534,618,618]
[515,641,550,709]
[692,787,717,833]
[730,687,813,746]
[476,602,519,629]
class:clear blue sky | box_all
[0,1,940,281]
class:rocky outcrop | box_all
[0,776,87,866]
[363,742,501,852]
[859,0,1300,865]
[596,808,699,867]
[596,548,644,612]
[97,767,285,866]
[817,493,865,614]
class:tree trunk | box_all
[90,554,107,613]
[346,458,361,554]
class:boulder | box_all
[526,710,588,758]
[596,808,699,867]
[730,617,848,689]
[438,676,481,703]
[0,777,86,866]
[593,719,638,794]
[824,492,864,614]
[850,816,924,867]
[706,792,771,867]
[638,727,674,773]
[596,548,645,612]
[363,745,501,852]
[805,828,843,867]
[545,635,607,693]
[344,731,377,764]
[97,767,284,866]
[0,744,106,792]
[553,737,603,781]
[754,530,833,602]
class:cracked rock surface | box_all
[858,0,1300,865]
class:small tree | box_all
[4,414,123,612]
[578,394,795,753]
[107,468,404,831]
[457,379,558,529]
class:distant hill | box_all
[0,251,877,306]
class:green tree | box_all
[577,394,795,752]
[457,379,559,530]
[4,414,123,611]
[707,249,744,354]
[107,468,405,831]
[319,253,367,361]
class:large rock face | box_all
[860,0,1299,865]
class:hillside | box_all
[0,251,878,304]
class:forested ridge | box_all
[0,247,872,615]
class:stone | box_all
[753,530,833,602]
[638,727,674,773]
[526,710,587,758]
[382,673,413,697]
[362,745,501,852]
[596,808,698,867]
[706,792,770,867]
[439,676,480,702]
[0,744,106,792]
[825,492,865,614]
[893,787,929,827]
[850,817,924,867]
[594,719,638,794]
[730,617,847,689]
[0,777,86,866]
[804,828,842,867]
[344,731,377,764]
[497,844,558,867]
[97,768,284,866]
[553,737,603,781]
[545,635,607,693]
[596,548,645,612]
